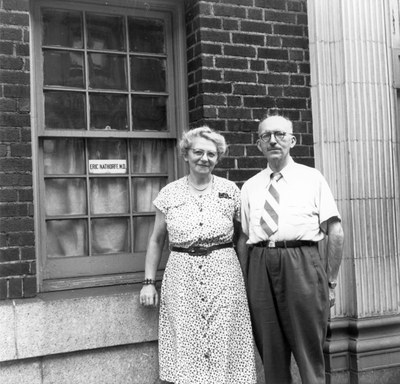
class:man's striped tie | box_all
[260,172,282,237]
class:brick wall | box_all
[0,0,312,300]
[185,0,313,185]
[0,0,36,299]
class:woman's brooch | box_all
[218,192,231,199]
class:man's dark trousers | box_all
[247,244,330,384]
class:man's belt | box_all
[170,242,234,256]
[253,240,317,248]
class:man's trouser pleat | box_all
[247,245,330,384]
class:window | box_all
[31,0,187,291]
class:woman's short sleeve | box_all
[153,186,169,214]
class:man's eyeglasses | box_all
[190,148,218,159]
[259,131,291,143]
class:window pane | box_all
[131,57,166,92]
[90,178,129,214]
[131,139,168,173]
[133,216,154,252]
[45,91,86,129]
[38,5,179,284]
[42,9,83,48]
[128,18,165,54]
[92,218,130,254]
[43,50,84,88]
[45,179,87,216]
[87,13,125,51]
[47,219,88,257]
[88,139,127,160]
[88,53,127,90]
[89,94,128,130]
[132,96,167,131]
[132,178,166,212]
[43,138,85,175]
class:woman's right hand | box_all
[140,284,159,307]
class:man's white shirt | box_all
[241,157,341,244]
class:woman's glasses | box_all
[189,148,218,159]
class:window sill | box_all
[0,284,159,363]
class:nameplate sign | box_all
[89,160,127,174]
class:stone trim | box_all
[325,316,400,378]
[0,284,157,362]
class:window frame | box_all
[31,0,188,292]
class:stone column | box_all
[308,0,400,382]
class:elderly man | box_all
[238,113,344,384]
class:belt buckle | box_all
[267,240,276,248]
[188,247,208,256]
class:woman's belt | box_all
[170,242,234,256]
[253,240,317,248]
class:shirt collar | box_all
[266,157,295,182]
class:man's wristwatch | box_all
[328,280,337,289]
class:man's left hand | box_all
[329,287,336,307]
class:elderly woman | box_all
[140,127,256,384]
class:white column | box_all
[308,0,400,318]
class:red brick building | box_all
[1,0,399,383]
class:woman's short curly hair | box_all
[179,126,227,159]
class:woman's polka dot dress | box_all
[154,175,257,384]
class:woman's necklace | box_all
[188,176,212,191]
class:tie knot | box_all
[271,172,282,181]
